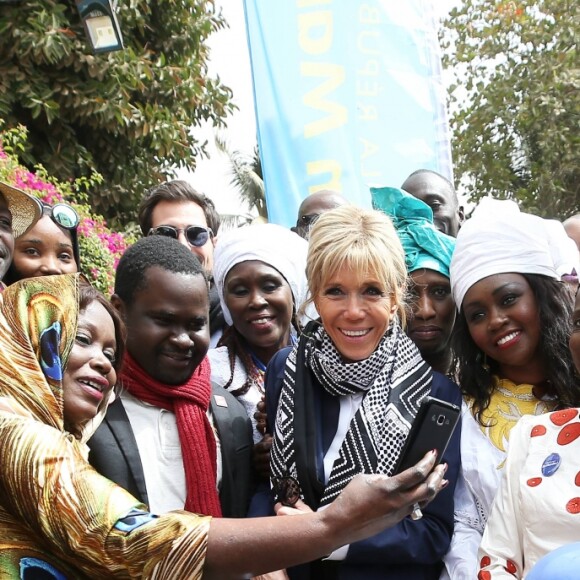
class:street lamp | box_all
[75,0,124,54]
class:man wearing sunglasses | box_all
[138,180,226,345]
[291,189,348,240]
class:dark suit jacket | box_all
[88,383,253,518]
[262,347,462,580]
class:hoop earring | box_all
[477,351,490,372]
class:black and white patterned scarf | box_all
[270,319,432,508]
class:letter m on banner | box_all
[243,0,453,227]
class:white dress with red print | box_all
[477,408,580,579]
[441,379,556,579]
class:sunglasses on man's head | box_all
[299,213,320,228]
[147,225,213,248]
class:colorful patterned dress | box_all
[0,274,210,579]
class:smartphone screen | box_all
[393,396,460,475]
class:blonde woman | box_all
[267,206,461,580]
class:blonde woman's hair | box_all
[302,205,408,326]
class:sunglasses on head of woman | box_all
[147,225,213,248]
[47,203,80,230]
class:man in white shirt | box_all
[88,235,253,517]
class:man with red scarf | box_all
[88,236,253,517]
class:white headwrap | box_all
[213,223,309,326]
[450,198,579,309]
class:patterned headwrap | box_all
[213,223,309,325]
[371,186,456,278]
[0,273,111,443]
[451,198,579,309]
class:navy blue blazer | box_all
[263,347,462,580]
[88,383,253,518]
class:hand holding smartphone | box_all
[394,396,460,475]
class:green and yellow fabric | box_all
[0,274,210,579]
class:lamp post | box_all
[75,0,124,54]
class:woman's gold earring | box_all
[477,352,490,372]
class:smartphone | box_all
[393,396,460,475]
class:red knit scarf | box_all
[120,352,222,517]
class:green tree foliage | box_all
[441,0,579,219]
[0,0,234,224]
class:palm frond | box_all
[215,135,267,218]
[218,213,254,231]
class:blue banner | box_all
[243,0,453,227]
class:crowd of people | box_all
[0,170,579,579]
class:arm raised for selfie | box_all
[204,450,446,579]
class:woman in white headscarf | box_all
[476,289,580,579]
[209,223,309,481]
[441,198,580,579]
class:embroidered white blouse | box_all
[440,379,557,579]
[478,409,580,578]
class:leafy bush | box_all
[0,0,234,225]
[0,125,134,294]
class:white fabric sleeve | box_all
[439,467,484,579]
[477,419,528,579]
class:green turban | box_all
[371,186,455,278]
